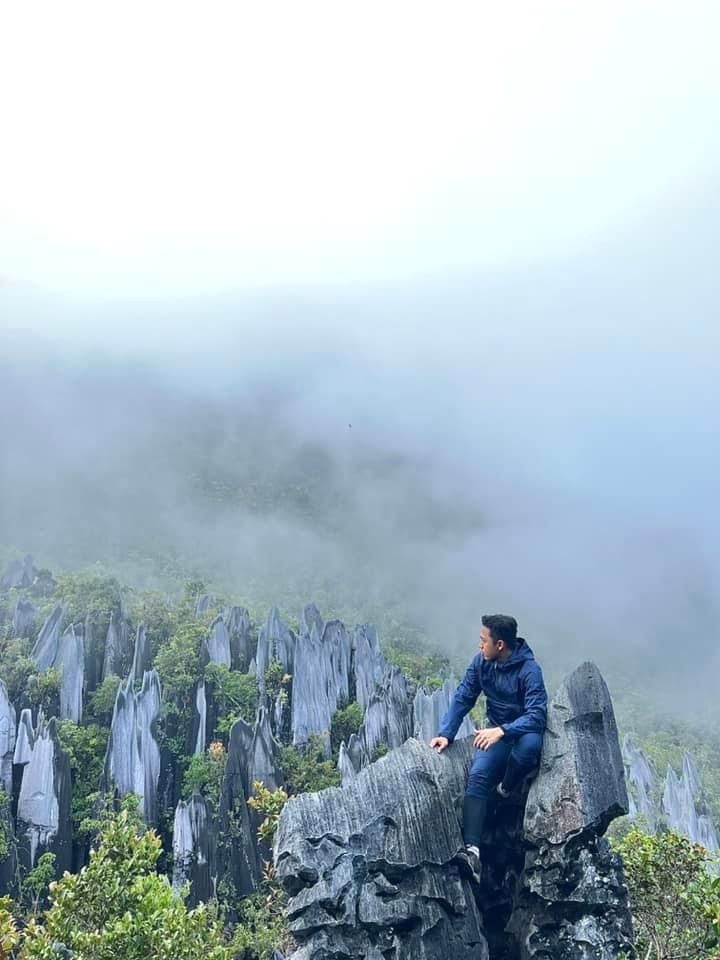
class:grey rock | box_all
[623,735,658,830]
[524,661,628,844]
[16,716,72,873]
[301,603,324,639]
[31,605,64,672]
[104,670,162,824]
[291,620,352,753]
[12,599,36,638]
[13,708,35,765]
[0,681,16,794]
[224,606,253,670]
[257,607,295,690]
[352,624,388,711]
[0,554,36,590]
[55,624,84,723]
[509,661,633,959]
[249,704,284,794]
[194,681,207,755]
[359,667,412,760]
[218,716,262,900]
[275,737,487,960]
[413,680,475,745]
[204,615,231,667]
[195,594,215,616]
[225,715,255,800]
[129,624,151,685]
[172,793,217,905]
[102,613,132,681]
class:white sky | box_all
[1,1,719,298]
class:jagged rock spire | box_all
[0,681,16,795]
[203,615,231,667]
[11,599,36,638]
[31,604,64,672]
[413,679,474,745]
[172,793,216,905]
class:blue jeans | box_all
[466,731,543,800]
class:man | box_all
[430,614,547,881]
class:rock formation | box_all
[31,604,64,672]
[352,624,388,711]
[172,792,216,906]
[16,716,72,873]
[224,605,253,670]
[55,624,84,723]
[275,737,487,960]
[104,670,162,824]
[195,594,215,616]
[11,599,36,638]
[413,679,475,745]
[508,661,633,959]
[623,735,658,830]
[13,708,35,766]
[291,620,351,753]
[0,555,36,590]
[0,681,16,795]
[129,624,151,684]
[204,615,232,667]
[218,716,263,901]
[275,661,634,960]
[257,607,295,689]
[194,681,208,755]
[102,612,132,680]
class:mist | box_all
[2,175,719,713]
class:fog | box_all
[2,3,719,714]
[2,177,719,712]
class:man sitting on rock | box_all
[430,614,547,881]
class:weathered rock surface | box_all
[55,624,84,723]
[195,594,215,616]
[275,737,487,960]
[31,604,64,672]
[0,681,16,794]
[413,680,474,745]
[204,615,232,667]
[509,661,633,959]
[102,613,132,680]
[13,708,34,765]
[11,599,36,638]
[224,605,253,670]
[623,735,658,830]
[291,620,351,753]
[352,624,388,711]
[172,792,216,906]
[663,754,719,851]
[0,555,36,590]
[16,716,72,873]
[194,681,208,755]
[257,607,295,689]
[104,670,162,824]
[129,624,151,684]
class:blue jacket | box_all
[438,638,547,743]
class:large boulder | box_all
[275,737,488,960]
[508,661,633,959]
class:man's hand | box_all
[430,736,449,753]
[473,727,505,750]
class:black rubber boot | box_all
[462,794,488,848]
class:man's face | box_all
[479,625,503,661]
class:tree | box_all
[615,827,720,960]
[21,809,228,960]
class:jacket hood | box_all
[495,636,535,671]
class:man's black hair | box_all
[482,614,518,649]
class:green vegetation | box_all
[204,664,258,735]
[55,721,110,839]
[280,735,340,795]
[614,827,720,960]
[329,701,363,754]
[182,742,226,809]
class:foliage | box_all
[264,659,291,705]
[85,675,122,725]
[230,865,291,960]
[19,809,229,960]
[21,853,56,914]
[0,638,36,706]
[182,743,226,809]
[26,669,60,716]
[55,721,110,839]
[0,896,20,958]
[330,701,363,756]
[54,571,123,626]
[247,782,289,845]
[614,827,720,960]
[279,736,340,795]
[0,793,10,862]
[155,619,206,760]
[127,590,177,660]
[204,663,258,735]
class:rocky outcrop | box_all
[508,661,632,959]
[413,680,475,745]
[623,735,658,830]
[352,624,388,711]
[218,716,263,901]
[194,681,208,755]
[275,737,487,960]
[102,613,132,680]
[31,604,64,672]
[55,624,84,723]
[291,620,351,753]
[172,793,216,906]
[16,716,72,873]
[276,661,633,960]
[13,708,34,766]
[224,606,253,670]
[204,615,231,667]
[195,594,215,616]
[129,624,151,684]
[257,607,295,690]
[0,555,36,590]
[0,681,16,795]
[104,670,162,824]
[11,599,36,638]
